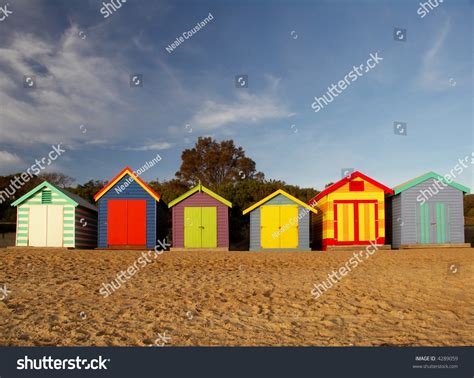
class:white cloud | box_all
[416,18,451,91]
[188,77,292,131]
[0,151,25,173]
[125,142,173,151]
[0,25,131,148]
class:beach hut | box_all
[94,167,166,249]
[11,181,97,248]
[243,189,317,251]
[309,171,393,250]
[168,182,232,251]
[389,172,470,249]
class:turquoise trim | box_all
[11,181,78,207]
[393,172,470,195]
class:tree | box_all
[0,174,42,221]
[0,172,73,221]
[39,172,75,188]
[68,180,107,204]
[175,137,264,189]
[148,178,190,204]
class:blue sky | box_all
[0,0,472,190]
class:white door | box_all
[27,206,64,247]
[47,206,64,247]
[28,206,47,246]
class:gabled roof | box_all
[393,171,470,195]
[243,189,318,215]
[168,182,232,208]
[310,171,393,203]
[11,181,97,211]
[93,167,161,202]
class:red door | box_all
[108,200,146,246]
[108,200,127,245]
[127,200,146,245]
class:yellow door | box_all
[358,202,376,241]
[335,203,355,242]
[261,206,280,248]
[261,205,298,248]
[201,207,217,248]
[279,205,298,248]
[184,207,201,248]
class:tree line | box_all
[1,137,472,247]
[0,138,319,248]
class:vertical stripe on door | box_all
[420,203,429,244]
[425,204,430,243]
[436,203,445,243]
[342,204,348,241]
[446,205,451,242]
[351,203,357,242]
[419,204,423,243]
[359,203,366,241]
[368,203,375,240]
[336,204,343,241]
[441,203,446,243]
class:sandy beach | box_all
[0,247,472,346]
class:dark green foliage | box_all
[67,180,108,204]
[0,138,320,249]
[175,137,264,189]
[464,194,474,216]
[0,172,74,222]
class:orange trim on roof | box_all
[93,167,161,202]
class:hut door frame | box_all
[184,207,217,248]
[108,199,147,246]
[28,205,64,247]
[419,202,449,244]
[260,205,298,248]
[334,200,378,243]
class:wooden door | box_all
[357,202,377,242]
[201,207,217,248]
[279,205,298,248]
[184,207,202,248]
[127,200,147,245]
[28,206,47,246]
[108,200,128,245]
[435,203,448,243]
[420,202,449,244]
[260,205,280,248]
[335,202,355,242]
[46,206,64,247]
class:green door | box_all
[419,203,430,244]
[419,202,448,244]
[184,207,217,248]
[435,203,446,243]
[201,207,217,248]
[184,208,202,248]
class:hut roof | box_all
[93,167,161,202]
[11,181,97,211]
[393,171,470,195]
[309,171,393,203]
[243,189,318,215]
[168,182,232,208]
